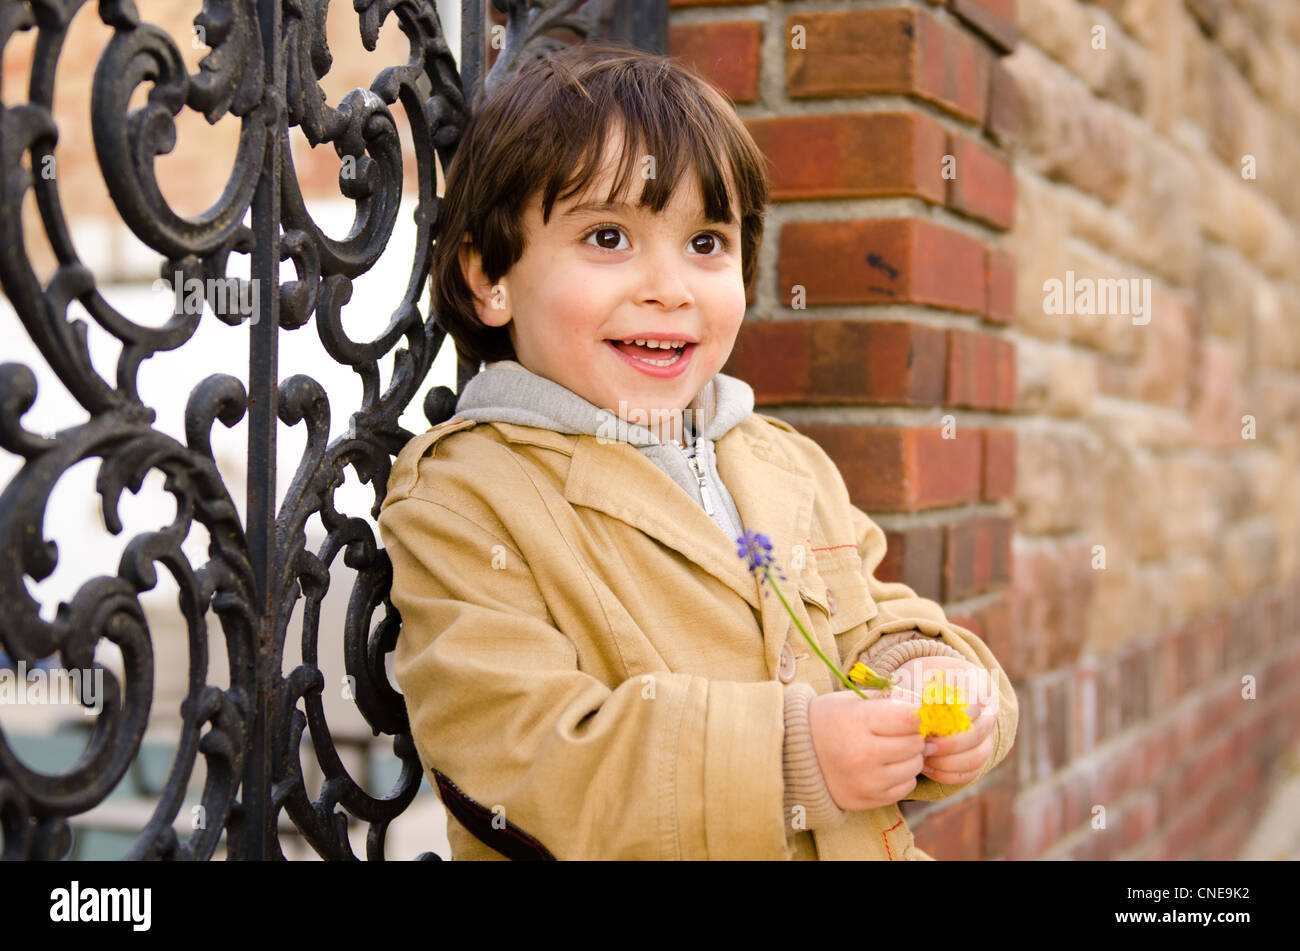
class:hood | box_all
[451,359,755,544]
[452,359,755,449]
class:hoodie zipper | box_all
[671,440,715,517]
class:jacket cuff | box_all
[781,682,846,833]
[859,632,970,678]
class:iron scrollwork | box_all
[0,0,660,861]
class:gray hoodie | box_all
[453,360,752,547]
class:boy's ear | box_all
[458,235,511,327]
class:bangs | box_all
[533,62,744,229]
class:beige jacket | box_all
[379,411,1018,859]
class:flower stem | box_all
[764,565,923,701]
[764,565,873,700]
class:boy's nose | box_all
[637,244,694,310]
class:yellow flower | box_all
[915,671,972,738]
[848,662,893,690]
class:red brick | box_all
[985,248,1015,325]
[980,760,1017,858]
[1042,676,1071,772]
[1168,707,1200,762]
[945,328,996,409]
[986,56,1020,145]
[946,329,1015,410]
[725,320,948,405]
[980,428,1016,500]
[916,8,992,123]
[1064,831,1107,860]
[1162,800,1206,860]
[668,22,762,103]
[1096,661,1123,745]
[1156,767,1186,830]
[744,113,948,203]
[785,8,991,122]
[799,424,983,511]
[723,319,809,402]
[988,516,1013,584]
[1118,645,1151,731]
[1179,626,1204,696]
[1060,768,1095,835]
[1204,811,1253,861]
[1008,542,1093,678]
[1006,782,1065,859]
[909,425,985,510]
[1008,550,1049,681]
[1098,738,1146,803]
[1053,542,1093,667]
[995,337,1016,410]
[943,519,977,602]
[878,525,945,601]
[778,218,986,313]
[1117,790,1158,853]
[942,516,1010,600]
[1182,729,1235,799]
[785,9,915,99]
[950,0,1018,52]
[976,596,1014,680]
[1071,661,1098,758]
[946,131,1015,229]
[912,794,984,860]
[1155,631,1181,707]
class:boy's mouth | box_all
[606,339,691,367]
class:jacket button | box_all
[777,643,797,683]
[825,587,837,615]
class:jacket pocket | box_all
[801,552,877,635]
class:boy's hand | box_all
[892,656,999,787]
[807,690,926,811]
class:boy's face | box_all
[460,127,747,444]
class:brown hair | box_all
[430,41,772,367]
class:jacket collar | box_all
[539,418,817,671]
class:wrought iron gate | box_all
[0,0,665,861]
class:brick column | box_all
[672,0,1021,858]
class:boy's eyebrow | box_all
[560,199,737,226]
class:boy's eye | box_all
[586,226,629,251]
[690,233,725,255]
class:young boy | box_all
[378,42,1018,860]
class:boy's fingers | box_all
[874,733,926,766]
[864,697,926,736]
[926,738,992,773]
[923,740,994,784]
[923,707,995,756]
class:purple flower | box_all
[735,529,773,571]
[735,529,787,591]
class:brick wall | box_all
[676,0,1300,860]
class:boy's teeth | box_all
[622,338,686,349]
[612,339,685,366]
